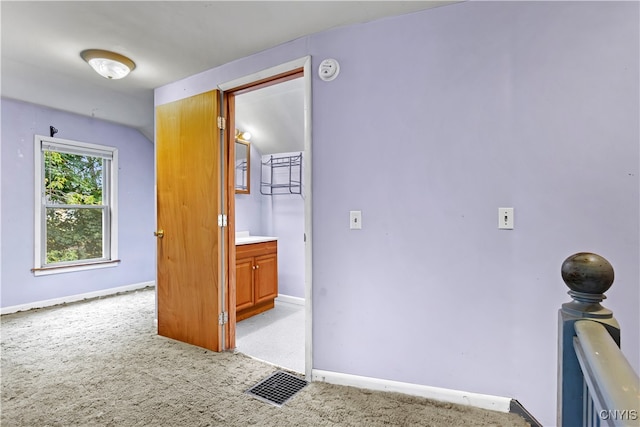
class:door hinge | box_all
[218,311,228,325]
[217,116,226,130]
[218,214,227,227]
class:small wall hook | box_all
[50,126,58,137]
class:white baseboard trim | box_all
[276,294,305,306]
[1,281,155,315]
[311,369,512,413]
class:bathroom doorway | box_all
[221,58,311,377]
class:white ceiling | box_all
[235,77,305,155]
[1,1,457,146]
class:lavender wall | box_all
[269,193,304,298]
[156,2,639,424]
[264,152,305,298]
[1,98,155,307]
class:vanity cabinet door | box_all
[235,240,278,321]
[254,254,278,304]
[235,257,254,311]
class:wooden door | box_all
[235,257,254,312]
[156,90,222,352]
[254,254,278,304]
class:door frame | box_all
[219,56,313,379]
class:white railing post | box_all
[557,252,620,426]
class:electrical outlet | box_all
[350,211,362,230]
[498,207,514,229]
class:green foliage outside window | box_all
[44,151,105,264]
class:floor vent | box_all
[246,370,308,407]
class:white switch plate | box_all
[350,211,362,229]
[498,207,514,229]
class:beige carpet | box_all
[1,288,529,426]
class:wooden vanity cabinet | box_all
[235,240,278,321]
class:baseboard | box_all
[0,281,155,315]
[311,369,512,413]
[275,294,305,306]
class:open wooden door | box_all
[156,90,223,352]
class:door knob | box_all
[154,229,164,238]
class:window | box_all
[33,135,119,275]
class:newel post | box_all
[557,252,620,426]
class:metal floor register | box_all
[246,371,308,406]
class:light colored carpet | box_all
[1,288,530,426]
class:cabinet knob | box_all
[252,265,256,270]
[154,229,164,238]
[256,265,260,269]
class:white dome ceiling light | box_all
[80,49,136,80]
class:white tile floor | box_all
[235,299,305,373]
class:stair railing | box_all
[557,252,639,426]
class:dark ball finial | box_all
[561,252,614,295]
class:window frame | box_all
[33,135,119,276]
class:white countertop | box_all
[235,231,277,245]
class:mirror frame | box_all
[235,139,250,194]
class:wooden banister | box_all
[557,252,639,427]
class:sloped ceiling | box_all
[235,78,305,155]
[1,1,458,143]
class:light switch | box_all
[498,207,514,229]
[350,211,362,229]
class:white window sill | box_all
[32,260,121,276]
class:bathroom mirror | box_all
[235,139,250,194]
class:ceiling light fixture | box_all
[80,49,136,80]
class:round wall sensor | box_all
[318,58,340,81]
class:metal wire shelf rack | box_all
[260,153,302,196]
